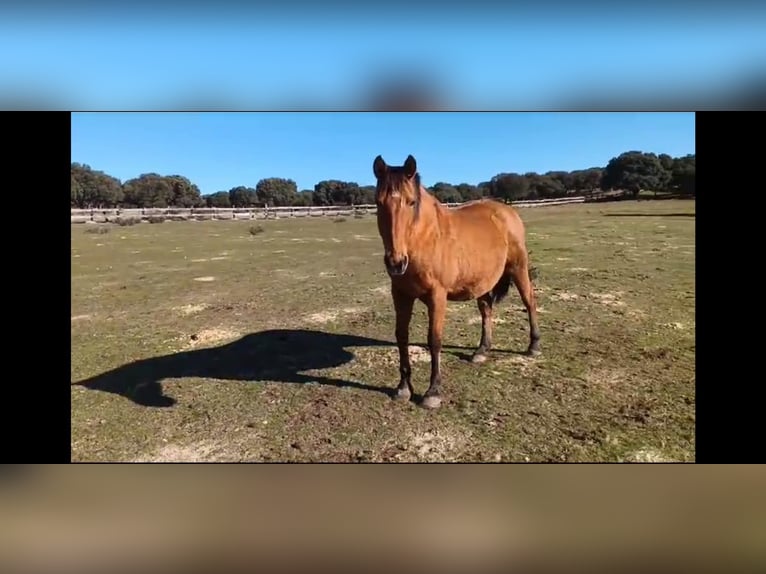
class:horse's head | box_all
[372,154,422,277]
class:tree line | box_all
[71,150,695,209]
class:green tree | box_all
[545,171,574,193]
[671,154,695,196]
[658,153,674,172]
[206,191,231,208]
[71,173,83,207]
[313,180,361,206]
[490,173,530,202]
[168,175,204,207]
[71,163,124,207]
[477,181,493,199]
[256,178,298,206]
[528,173,566,198]
[358,185,376,205]
[122,173,175,207]
[229,186,258,207]
[600,151,671,198]
[455,183,483,201]
[570,168,603,193]
[430,182,462,203]
[292,190,314,206]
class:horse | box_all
[373,154,541,410]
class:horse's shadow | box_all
[72,328,528,408]
[72,329,399,407]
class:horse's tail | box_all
[527,250,538,282]
[490,272,512,306]
[491,250,537,306]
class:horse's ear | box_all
[373,155,388,179]
[403,155,417,179]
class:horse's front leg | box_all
[392,288,415,401]
[421,289,447,409]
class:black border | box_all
[2,111,72,463]
[694,112,757,463]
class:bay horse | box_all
[373,154,540,409]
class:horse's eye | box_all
[408,200,417,208]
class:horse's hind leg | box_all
[511,264,541,356]
[471,293,494,364]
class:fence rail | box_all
[71,196,587,224]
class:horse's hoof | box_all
[470,353,488,364]
[525,347,541,357]
[393,388,412,401]
[420,395,442,409]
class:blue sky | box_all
[71,112,695,194]
[3,5,766,108]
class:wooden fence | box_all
[70,196,587,224]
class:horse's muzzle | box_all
[384,254,409,276]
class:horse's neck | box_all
[425,189,449,222]
[413,190,447,246]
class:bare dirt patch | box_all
[174,303,209,316]
[467,316,507,325]
[496,354,542,374]
[405,430,467,462]
[305,307,366,325]
[585,368,626,391]
[193,276,216,282]
[407,345,431,363]
[589,292,626,307]
[185,327,241,349]
[71,314,92,322]
[133,441,237,462]
[354,345,431,368]
[622,448,677,463]
[551,291,580,302]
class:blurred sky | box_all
[3,3,766,109]
[71,112,695,193]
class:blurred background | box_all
[1,465,765,574]
[1,1,765,110]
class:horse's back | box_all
[452,199,525,238]
[451,199,528,261]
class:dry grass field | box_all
[71,199,695,462]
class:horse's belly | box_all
[447,275,499,301]
[447,289,476,302]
